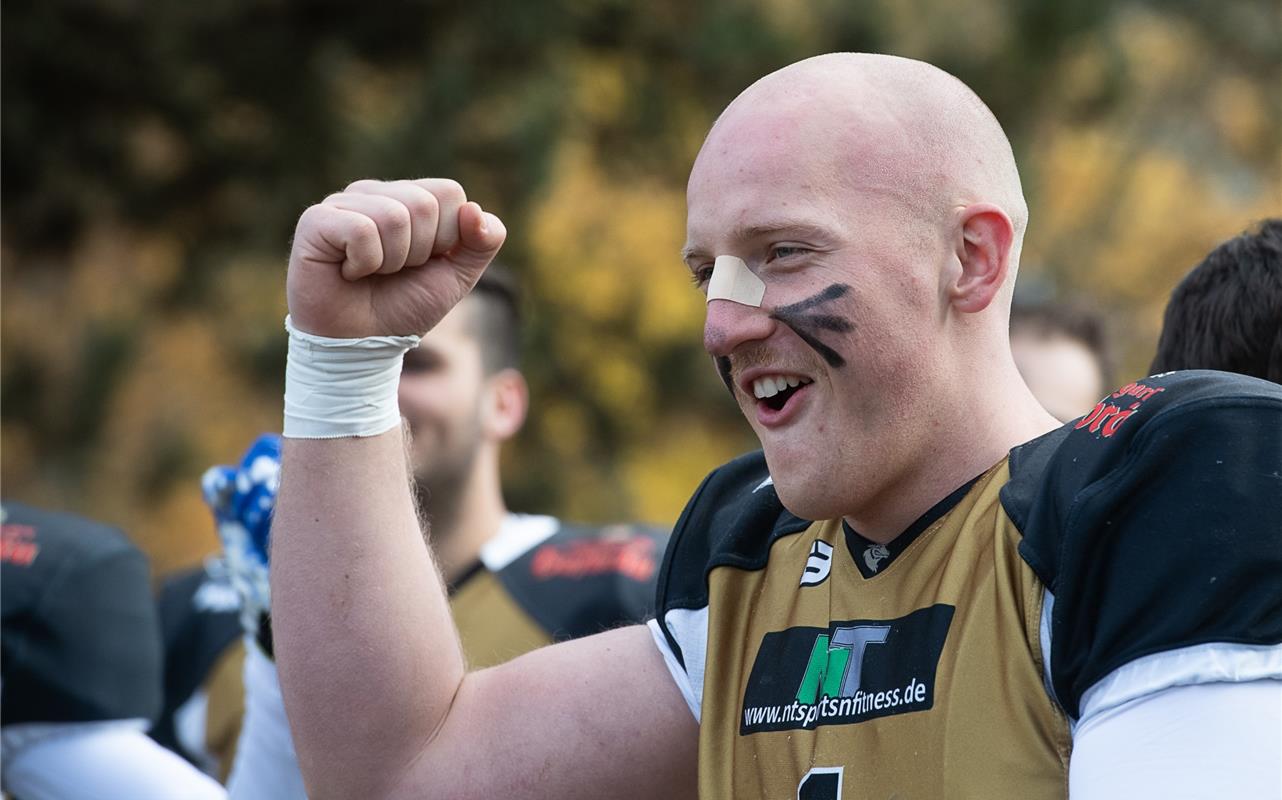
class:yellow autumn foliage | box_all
[3,0,1278,573]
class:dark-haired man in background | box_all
[1151,218,1282,382]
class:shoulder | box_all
[2,500,152,618]
[658,450,810,616]
[1003,369,1282,586]
[2,501,141,574]
[999,371,1282,719]
[492,518,670,640]
[2,502,163,726]
[651,450,810,678]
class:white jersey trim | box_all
[1075,641,1282,731]
[646,607,708,723]
[478,514,560,572]
[1038,588,1060,711]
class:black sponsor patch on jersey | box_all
[739,604,953,735]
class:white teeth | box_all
[751,374,812,399]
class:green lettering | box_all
[795,635,852,703]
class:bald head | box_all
[685,54,1056,528]
[692,53,1027,276]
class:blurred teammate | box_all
[269,55,1282,798]
[150,557,245,780]
[207,270,667,798]
[1010,300,1112,422]
[1151,217,1282,382]
[1,502,227,799]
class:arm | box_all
[271,179,698,799]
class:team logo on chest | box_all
[739,605,954,734]
[800,540,834,586]
[862,543,890,573]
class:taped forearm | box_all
[272,428,464,794]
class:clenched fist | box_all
[286,178,506,338]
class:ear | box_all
[948,203,1014,314]
[481,368,529,442]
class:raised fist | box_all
[286,178,507,338]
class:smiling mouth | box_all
[751,374,813,411]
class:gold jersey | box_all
[653,371,1282,798]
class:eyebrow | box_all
[681,220,834,265]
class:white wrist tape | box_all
[282,316,420,439]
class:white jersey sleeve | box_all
[1069,679,1282,798]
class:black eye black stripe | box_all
[798,314,853,333]
[770,283,854,368]
[772,283,850,314]
[715,355,734,393]
[785,328,847,369]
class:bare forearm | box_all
[271,431,464,797]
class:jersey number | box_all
[798,766,843,799]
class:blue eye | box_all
[769,246,808,261]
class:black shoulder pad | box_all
[655,451,811,667]
[1002,370,1282,718]
[1,502,164,726]
[493,521,669,641]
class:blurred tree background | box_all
[3,0,1279,575]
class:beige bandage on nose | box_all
[706,255,765,307]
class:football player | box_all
[1,502,227,799]
[268,54,1282,798]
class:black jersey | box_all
[653,371,1282,798]
[1,502,163,728]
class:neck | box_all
[420,446,507,584]
[843,338,1059,544]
